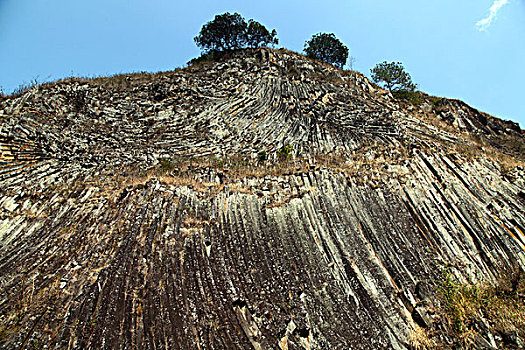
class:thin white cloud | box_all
[476,0,510,31]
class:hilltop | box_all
[0,48,524,349]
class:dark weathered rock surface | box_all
[0,49,524,349]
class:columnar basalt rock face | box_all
[0,49,524,349]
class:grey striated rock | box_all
[0,48,524,349]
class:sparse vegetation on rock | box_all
[436,268,525,349]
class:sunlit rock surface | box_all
[1,49,524,349]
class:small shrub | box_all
[392,89,422,106]
[187,50,225,66]
[258,150,268,162]
[210,156,226,169]
[439,271,487,334]
[277,145,293,160]
[158,158,178,173]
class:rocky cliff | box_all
[0,49,524,349]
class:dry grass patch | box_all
[438,268,525,348]
[409,324,436,350]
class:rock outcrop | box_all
[0,48,524,349]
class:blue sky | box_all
[1,0,524,127]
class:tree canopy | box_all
[370,61,416,93]
[194,13,278,53]
[246,19,278,48]
[304,33,349,69]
